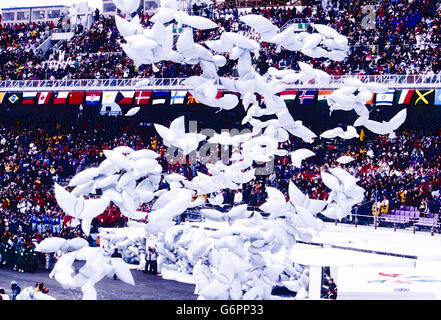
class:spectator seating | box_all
[416,213,440,230]
[380,206,440,230]
[1,1,441,80]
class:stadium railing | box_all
[183,202,441,236]
[2,74,441,91]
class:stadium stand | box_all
[0,0,440,80]
[1,0,441,274]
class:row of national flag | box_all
[277,89,441,107]
[278,89,371,105]
[2,89,441,107]
[0,90,203,106]
[369,89,439,106]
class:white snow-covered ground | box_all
[337,265,441,299]
[312,222,441,262]
[161,269,196,284]
[190,219,441,262]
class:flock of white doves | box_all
[29,0,407,300]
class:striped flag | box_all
[118,91,135,104]
[22,92,38,105]
[37,92,52,105]
[68,92,85,105]
[375,90,395,106]
[85,92,102,106]
[279,90,298,103]
[151,91,170,105]
[395,89,414,105]
[134,91,152,105]
[297,90,316,104]
[53,92,70,104]
[170,91,187,105]
[317,90,333,104]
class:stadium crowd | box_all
[1,112,441,273]
[0,0,440,80]
[274,126,441,217]
[0,21,56,80]
[0,1,441,274]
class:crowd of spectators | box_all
[0,1,441,80]
[269,125,441,219]
[1,2,441,274]
[0,110,440,272]
[0,21,56,80]
[0,116,157,272]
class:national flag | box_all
[297,90,316,104]
[37,92,53,105]
[0,92,5,104]
[279,90,298,103]
[317,90,333,104]
[151,91,170,105]
[22,92,38,105]
[170,91,187,105]
[134,91,151,105]
[434,90,441,106]
[53,92,70,104]
[118,91,135,104]
[375,90,395,106]
[395,89,414,105]
[68,92,85,105]
[85,92,102,106]
[186,92,200,104]
[102,91,119,104]
[6,93,22,106]
[414,89,434,106]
